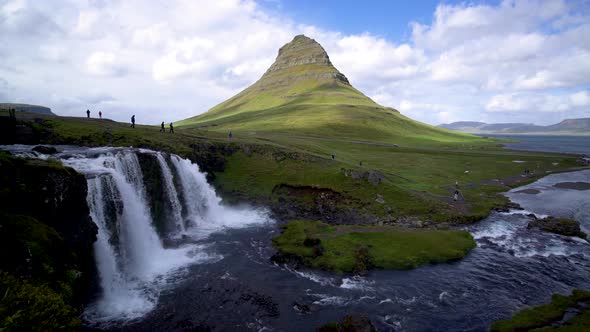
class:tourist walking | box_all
[99,111,102,119]
[331,152,335,160]
[228,131,233,140]
[130,115,135,128]
[86,109,90,118]
[169,122,174,134]
[160,121,165,133]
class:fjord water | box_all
[3,142,589,331]
[487,134,590,155]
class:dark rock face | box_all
[137,152,171,236]
[187,142,238,182]
[528,217,587,239]
[262,35,350,86]
[271,184,374,225]
[0,154,98,304]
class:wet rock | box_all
[553,182,590,191]
[293,301,311,314]
[318,314,378,332]
[515,189,541,195]
[270,251,304,268]
[493,201,523,213]
[32,145,58,154]
[528,217,587,239]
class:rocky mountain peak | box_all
[260,34,350,85]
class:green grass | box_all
[4,110,584,223]
[491,289,590,332]
[0,273,80,331]
[272,220,476,273]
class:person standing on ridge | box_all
[228,130,233,140]
[86,109,90,118]
[99,111,102,119]
[130,115,135,128]
[169,122,174,134]
[160,121,165,133]
[453,189,462,202]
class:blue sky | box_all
[0,0,589,125]
[261,0,445,41]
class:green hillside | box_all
[178,35,479,145]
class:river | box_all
[2,140,589,332]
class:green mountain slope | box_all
[178,35,479,145]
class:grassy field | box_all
[272,220,476,273]
[491,289,590,332]
[4,110,584,224]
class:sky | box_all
[0,0,589,125]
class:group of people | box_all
[86,109,103,119]
[6,108,16,120]
[84,111,175,133]
[160,121,174,133]
[523,169,533,176]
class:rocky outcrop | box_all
[0,152,98,305]
[340,168,386,185]
[262,35,350,86]
[270,184,375,225]
[528,217,587,239]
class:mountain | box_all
[0,103,56,116]
[439,118,590,135]
[178,35,477,144]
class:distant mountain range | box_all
[0,103,56,116]
[439,118,590,135]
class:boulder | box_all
[32,145,58,154]
[528,217,587,239]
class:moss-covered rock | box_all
[491,289,590,332]
[272,220,476,273]
[0,273,80,331]
[0,153,98,330]
[528,217,587,239]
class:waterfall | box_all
[170,155,221,230]
[155,153,185,233]
[0,145,271,324]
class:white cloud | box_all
[0,0,588,125]
[570,91,590,107]
[86,52,127,76]
[486,92,588,113]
